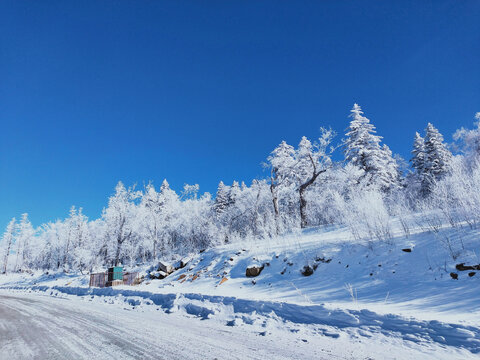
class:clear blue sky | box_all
[0,1,479,230]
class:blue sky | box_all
[0,1,479,230]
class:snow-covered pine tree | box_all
[411,132,426,174]
[344,104,382,171]
[422,123,452,194]
[228,181,241,206]
[214,181,230,216]
[1,218,16,274]
[240,181,247,191]
[378,144,402,191]
[344,104,399,191]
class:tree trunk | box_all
[299,185,308,229]
[63,229,71,270]
[114,241,122,266]
[14,241,21,272]
[152,223,157,261]
[270,174,280,235]
[298,162,326,229]
[114,217,127,266]
[3,238,12,274]
[153,239,157,261]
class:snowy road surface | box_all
[1,290,476,360]
[0,292,337,360]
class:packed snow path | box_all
[0,292,338,360]
[1,291,477,360]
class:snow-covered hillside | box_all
[2,215,480,358]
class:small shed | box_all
[108,266,123,281]
[89,267,140,288]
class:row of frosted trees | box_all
[2,105,479,273]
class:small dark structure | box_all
[107,266,123,283]
[89,267,140,288]
[89,272,107,288]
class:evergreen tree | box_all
[214,181,230,216]
[344,104,383,172]
[411,132,426,174]
[423,123,452,194]
[378,144,401,191]
[344,104,399,191]
[228,181,241,206]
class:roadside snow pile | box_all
[4,285,480,354]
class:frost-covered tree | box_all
[102,182,140,266]
[157,179,181,250]
[1,218,16,274]
[344,104,383,173]
[70,208,91,271]
[411,132,426,175]
[176,192,217,252]
[422,123,452,195]
[379,144,402,190]
[39,220,63,270]
[454,112,480,165]
[214,181,230,216]
[139,183,162,261]
[228,181,241,206]
[59,206,89,271]
[14,213,35,271]
[267,141,296,233]
[344,104,400,192]
[295,129,335,228]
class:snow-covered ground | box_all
[2,216,480,359]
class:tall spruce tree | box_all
[422,123,452,194]
[344,104,399,191]
[411,132,426,174]
[214,181,230,216]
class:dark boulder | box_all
[450,272,458,280]
[150,270,168,279]
[456,263,480,271]
[157,262,174,274]
[301,265,314,277]
[246,265,264,277]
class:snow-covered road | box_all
[0,292,336,360]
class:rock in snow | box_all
[150,270,168,279]
[246,265,264,277]
[301,265,314,276]
[157,262,175,275]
